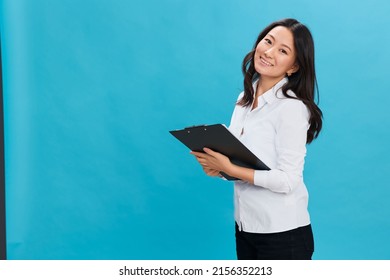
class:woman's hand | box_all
[191,148,255,183]
[202,167,221,177]
[190,148,233,177]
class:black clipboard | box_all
[169,124,270,180]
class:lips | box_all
[260,57,273,66]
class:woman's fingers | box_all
[190,150,223,177]
[191,149,228,172]
[203,147,217,156]
[203,167,220,177]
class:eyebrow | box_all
[267,33,293,52]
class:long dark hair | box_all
[239,18,322,143]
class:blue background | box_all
[1,0,389,259]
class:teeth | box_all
[260,57,273,66]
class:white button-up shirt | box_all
[229,78,311,233]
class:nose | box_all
[264,47,274,58]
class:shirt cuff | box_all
[253,169,292,193]
[253,170,268,188]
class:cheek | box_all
[279,56,296,68]
[254,43,264,55]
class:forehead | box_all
[266,26,295,48]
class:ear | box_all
[287,64,299,76]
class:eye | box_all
[264,38,272,44]
[280,49,288,55]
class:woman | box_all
[191,18,323,260]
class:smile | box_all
[260,57,273,66]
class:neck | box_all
[256,76,285,97]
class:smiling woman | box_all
[191,18,322,260]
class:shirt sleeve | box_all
[228,93,244,136]
[253,100,310,193]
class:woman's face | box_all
[254,26,298,83]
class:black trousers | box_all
[235,223,314,260]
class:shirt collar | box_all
[254,77,288,105]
